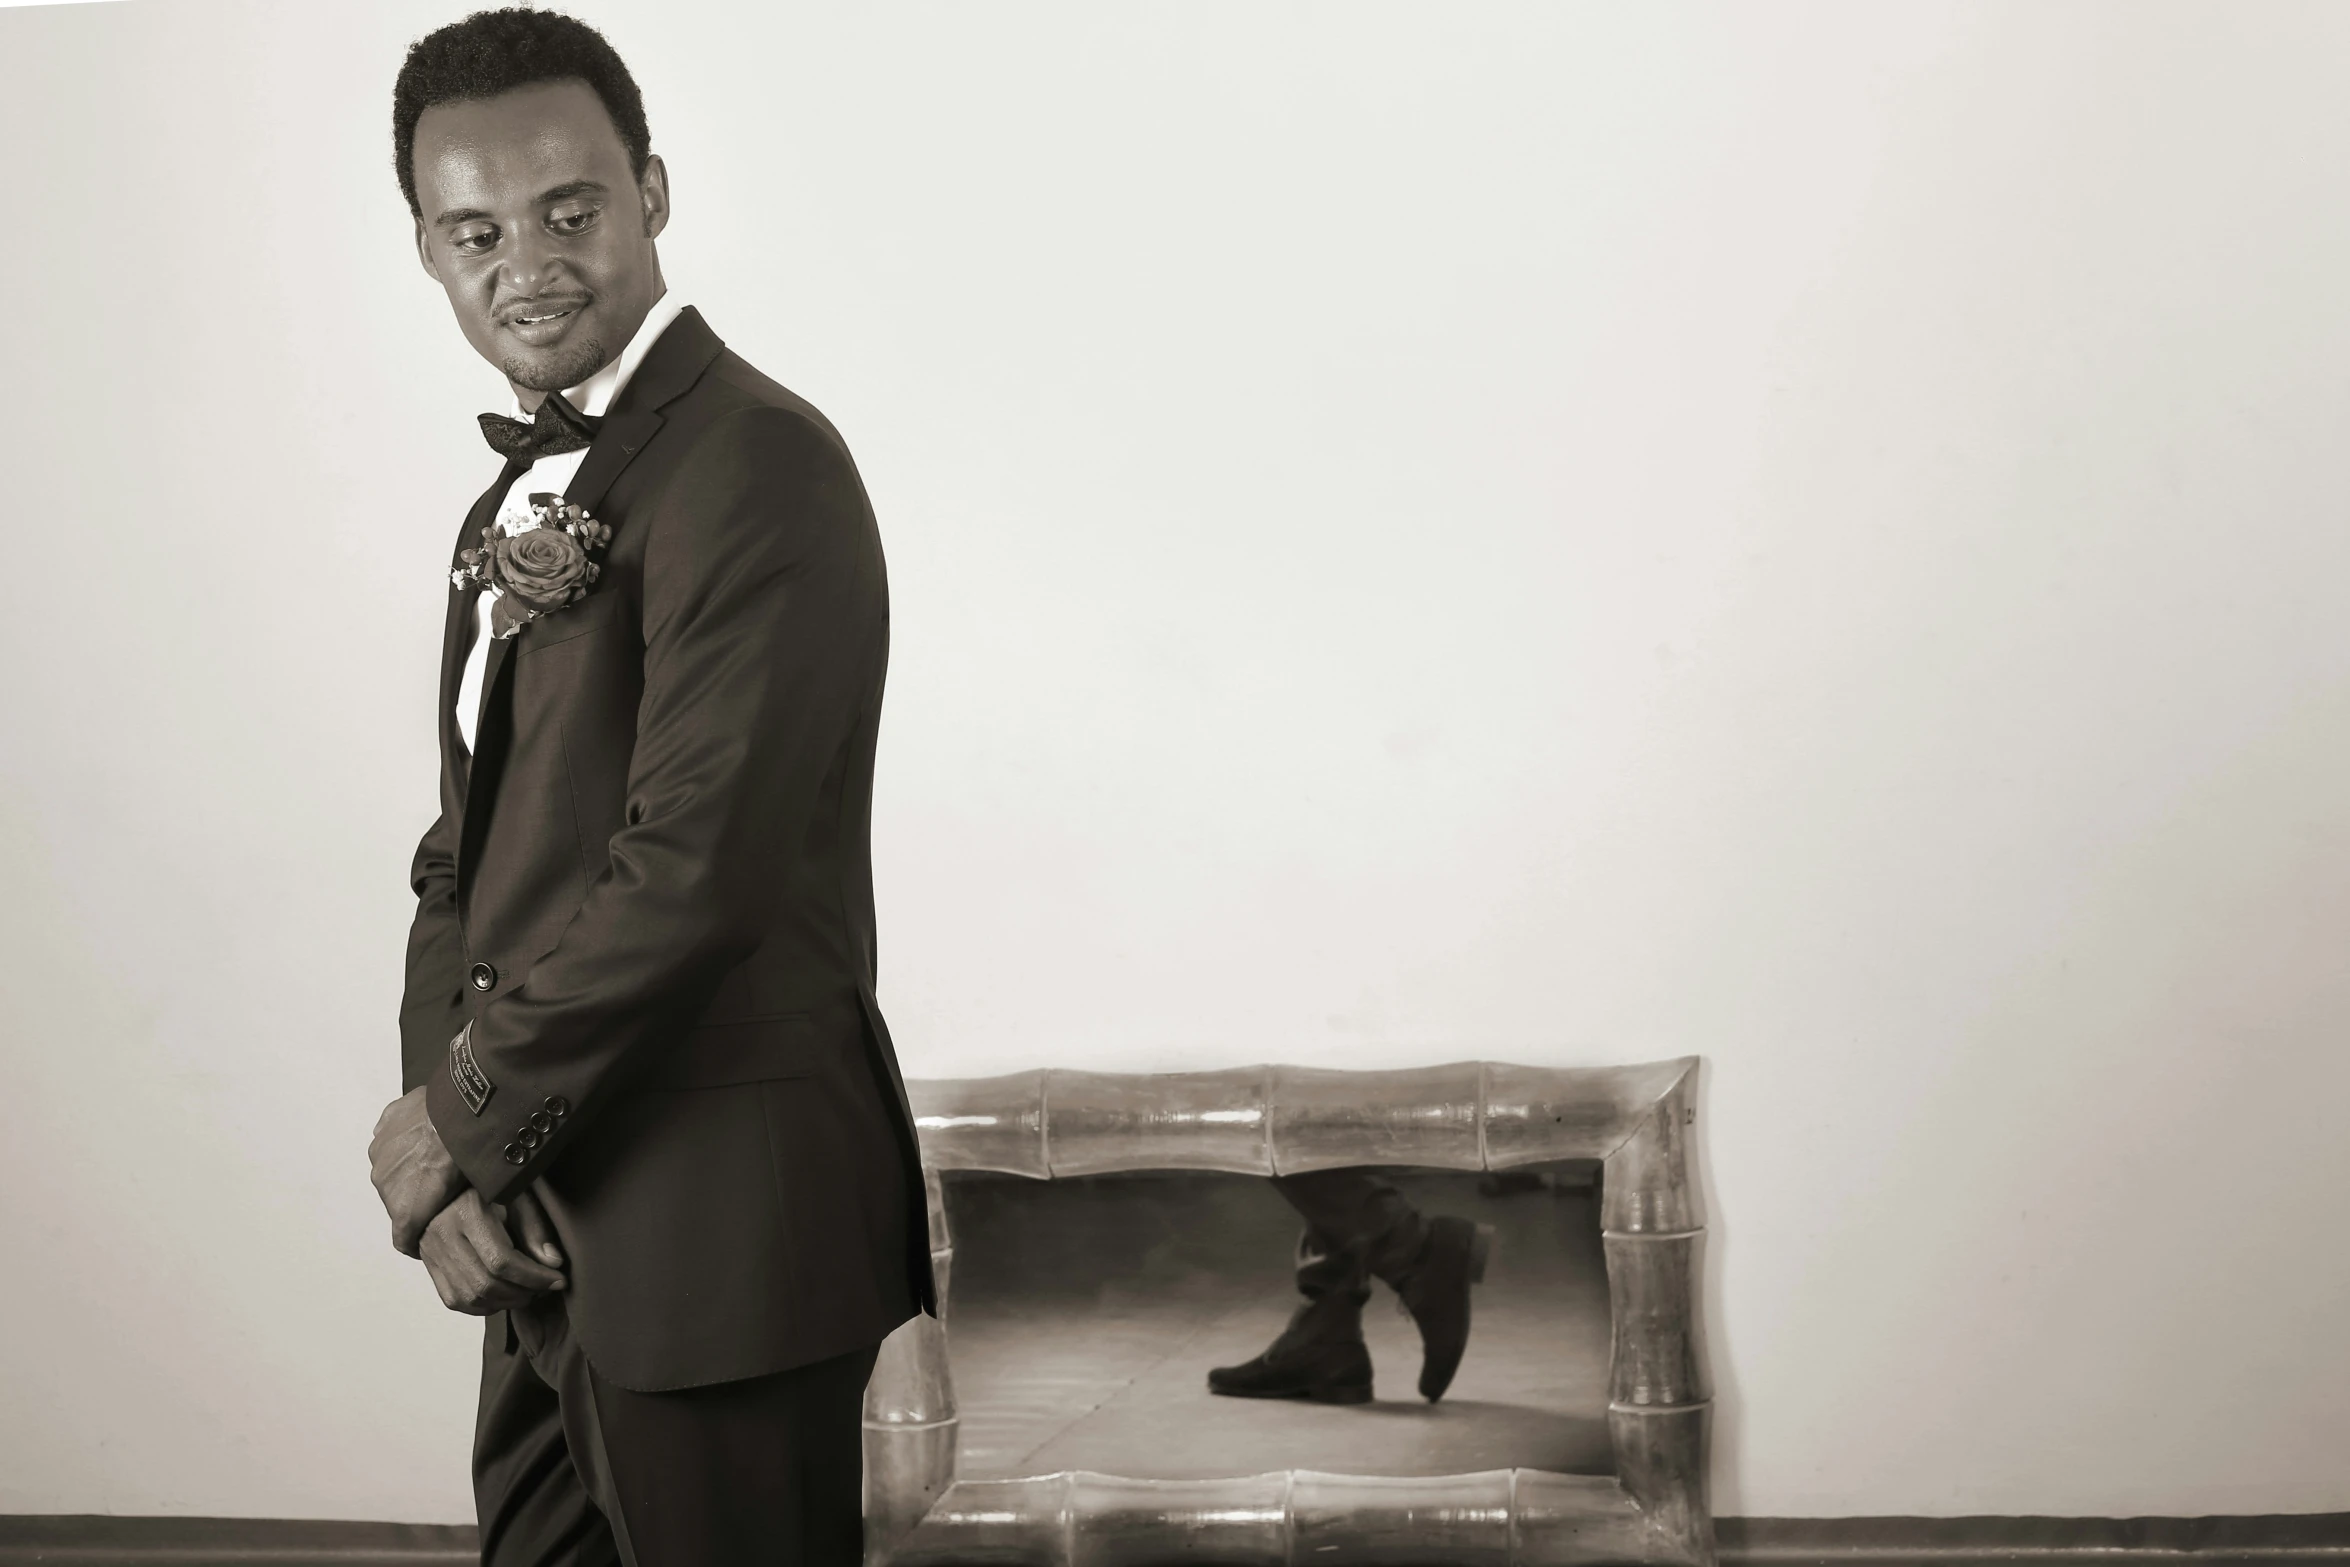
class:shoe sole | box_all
[1206,1379,1374,1404]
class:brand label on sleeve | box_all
[449,1020,495,1115]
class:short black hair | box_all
[392,7,651,219]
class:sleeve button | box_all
[528,1111,554,1134]
[516,1127,541,1149]
[501,1144,528,1165]
[543,1096,570,1118]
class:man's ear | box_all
[638,153,670,241]
[414,217,443,284]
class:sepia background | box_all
[4,0,2349,1527]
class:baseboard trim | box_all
[1720,1515,2350,1566]
[1,1512,2344,1565]
[0,1517,474,1566]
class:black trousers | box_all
[1269,1167,1429,1320]
[475,1294,882,1567]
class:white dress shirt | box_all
[455,290,691,754]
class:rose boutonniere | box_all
[449,492,614,639]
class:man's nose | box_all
[500,229,565,298]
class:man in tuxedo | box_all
[363,12,936,1563]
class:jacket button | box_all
[470,962,497,991]
[515,1127,541,1149]
[501,1143,527,1165]
[544,1096,570,1118]
[528,1111,554,1134]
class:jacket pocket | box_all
[646,1013,834,1090]
[516,588,628,654]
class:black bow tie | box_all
[478,391,601,462]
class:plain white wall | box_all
[4,0,2347,1522]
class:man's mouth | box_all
[500,297,592,343]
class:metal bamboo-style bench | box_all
[862,1058,1711,1567]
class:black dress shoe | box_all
[1389,1216,1493,1402]
[1207,1315,1374,1404]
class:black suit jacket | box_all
[399,307,938,1391]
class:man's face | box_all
[410,79,669,402]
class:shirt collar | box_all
[509,289,690,422]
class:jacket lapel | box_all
[457,308,727,855]
[441,460,525,810]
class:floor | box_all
[937,1164,1615,1482]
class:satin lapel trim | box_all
[471,612,517,774]
[440,587,478,813]
[442,462,523,813]
[565,407,665,517]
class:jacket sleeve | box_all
[398,809,467,1094]
[423,404,886,1201]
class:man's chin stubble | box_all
[501,337,609,395]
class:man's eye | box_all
[451,227,499,255]
[550,208,600,234]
